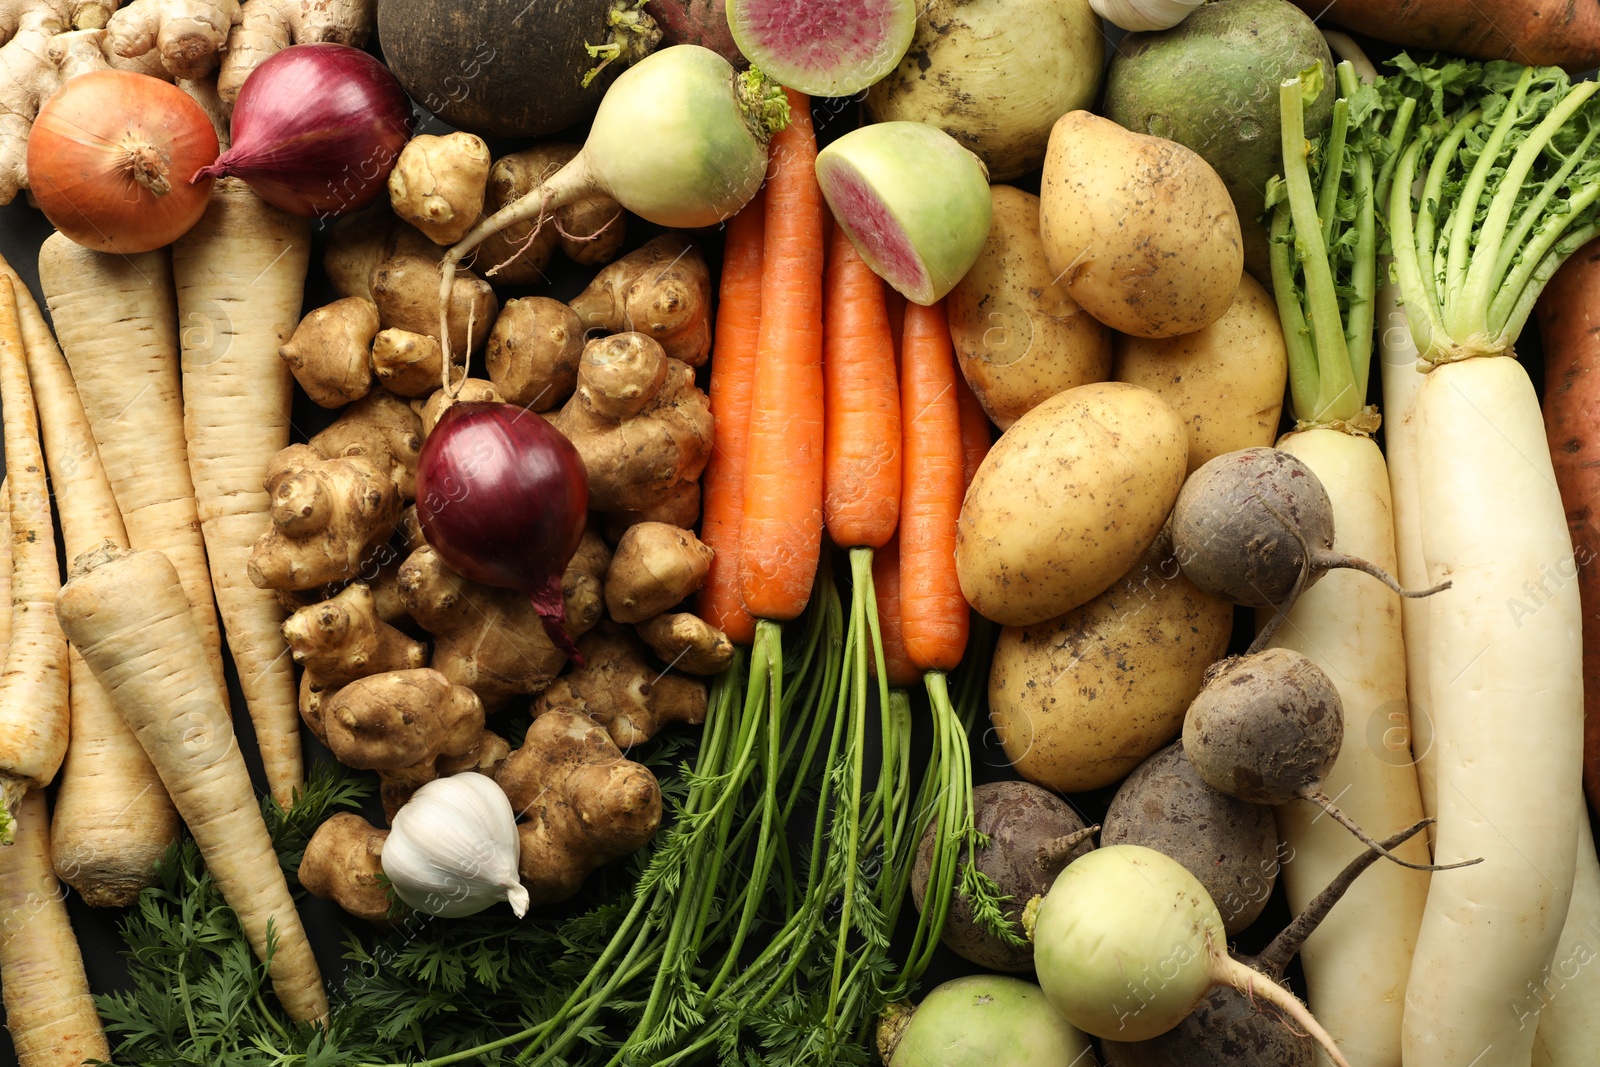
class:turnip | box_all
[725,0,916,98]
[1100,819,1431,1067]
[908,780,1095,973]
[1101,742,1278,935]
[814,121,993,306]
[1026,844,1350,1066]
[1182,648,1477,872]
[877,974,1095,1067]
[438,45,787,363]
[1171,446,1447,648]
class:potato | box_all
[956,380,1188,626]
[1038,110,1243,338]
[947,185,1112,430]
[989,531,1234,793]
[1114,273,1287,473]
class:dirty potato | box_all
[988,530,1234,793]
[948,184,1112,430]
[1038,110,1243,338]
[956,380,1188,626]
[1114,272,1287,473]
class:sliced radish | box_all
[726,0,916,97]
[815,121,992,305]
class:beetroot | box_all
[646,0,745,65]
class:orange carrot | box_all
[738,88,825,623]
[898,299,969,673]
[823,220,901,550]
[870,535,921,688]
[954,368,992,493]
[697,189,765,646]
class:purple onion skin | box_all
[194,43,413,218]
[416,402,590,661]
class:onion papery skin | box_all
[416,402,590,659]
[27,70,219,254]
[195,44,413,219]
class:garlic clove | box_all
[1090,0,1205,33]
[381,771,529,918]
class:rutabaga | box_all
[1381,56,1600,1067]
[382,772,529,918]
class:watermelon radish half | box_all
[815,121,993,305]
[726,0,916,97]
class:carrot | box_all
[954,367,991,494]
[1292,0,1600,71]
[34,235,228,704]
[0,789,111,1067]
[1537,235,1600,812]
[738,88,825,623]
[2,251,182,907]
[172,177,312,808]
[869,535,920,689]
[0,278,67,845]
[697,188,765,646]
[823,219,901,550]
[56,543,329,1025]
[898,299,969,674]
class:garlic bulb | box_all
[381,772,530,918]
[1091,0,1206,33]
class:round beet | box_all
[1182,648,1342,806]
[1101,743,1279,935]
[910,780,1093,972]
[1184,649,1479,873]
[1171,448,1448,649]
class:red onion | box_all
[416,402,590,662]
[193,43,413,218]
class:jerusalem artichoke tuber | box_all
[282,581,426,741]
[636,612,734,676]
[247,444,402,592]
[534,621,708,749]
[485,296,585,410]
[387,131,490,246]
[605,521,713,623]
[568,233,711,365]
[370,327,449,398]
[309,387,423,500]
[279,296,378,408]
[299,811,391,923]
[496,707,662,904]
[217,0,376,101]
[549,332,712,525]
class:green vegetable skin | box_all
[882,975,1093,1067]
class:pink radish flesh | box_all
[822,161,930,299]
[731,0,908,82]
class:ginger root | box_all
[104,0,238,79]
[299,812,391,923]
[280,296,378,408]
[388,131,490,246]
[549,333,712,525]
[496,707,661,905]
[485,296,584,410]
[605,522,712,624]
[371,328,449,398]
[309,388,424,501]
[568,233,711,366]
[282,581,426,741]
[248,444,403,592]
[397,533,608,710]
[534,621,708,750]
[218,0,376,102]
[636,612,734,676]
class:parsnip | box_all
[0,789,111,1067]
[172,177,311,808]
